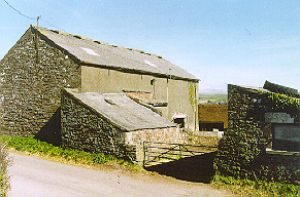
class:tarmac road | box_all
[8,152,232,197]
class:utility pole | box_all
[37,16,40,27]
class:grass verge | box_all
[212,175,300,197]
[0,143,9,197]
[0,135,141,172]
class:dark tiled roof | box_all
[65,89,176,131]
[33,26,198,81]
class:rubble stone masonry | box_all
[0,27,80,136]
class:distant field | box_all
[199,93,228,103]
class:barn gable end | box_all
[0,27,81,136]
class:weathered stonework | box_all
[215,84,300,184]
[61,90,135,159]
[125,128,186,163]
[124,127,184,145]
[0,27,80,136]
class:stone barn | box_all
[0,25,199,147]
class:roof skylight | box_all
[144,60,158,68]
[80,47,100,56]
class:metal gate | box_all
[143,141,217,167]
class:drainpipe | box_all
[167,68,171,119]
[166,78,169,118]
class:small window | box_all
[174,118,185,128]
[150,79,155,85]
[272,124,300,152]
[172,113,186,128]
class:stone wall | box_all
[0,27,80,137]
[125,128,187,163]
[257,152,300,184]
[215,84,300,184]
[61,90,136,160]
[124,127,185,145]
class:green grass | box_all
[0,135,136,169]
[199,93,228,103]
[212,175,300,197]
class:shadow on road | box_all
[145,152,217,183]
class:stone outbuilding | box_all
[215,81,300,184]
[0,25,199,146]
[62,89,184,161]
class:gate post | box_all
[179,145,182,158]
[133,143,144,166]
[143,141,146,167]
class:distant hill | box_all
[199,93,228,104]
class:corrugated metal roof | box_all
[65,89,176,131]
[33,26,198,81]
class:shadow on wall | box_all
[145,152,217,183]
[35,107,62,146]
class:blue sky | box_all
[0,0,299,93]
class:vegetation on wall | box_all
[188,82,197,107]
[215,84,300,184]
[0,143,9,197]
[263,80,300,98]
[266,91,300,117]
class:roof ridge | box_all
[30,25,199,81]
[33,25,164,59]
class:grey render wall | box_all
[0,27,81,136]
[61,90,136,159]
[80,66,199,131]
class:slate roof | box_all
[65,89,176,131]
[33,26,198,81]
[234,83,300,97]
